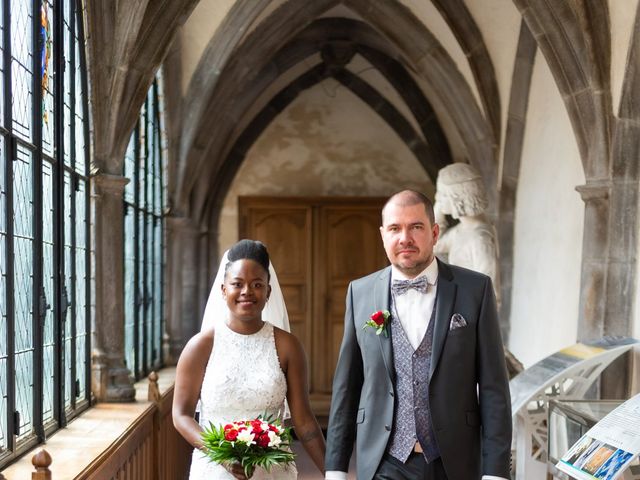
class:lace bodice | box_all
[189,320,296,479]
[200,320,287,425]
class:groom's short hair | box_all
[382,190,435,225]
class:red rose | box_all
[371,310,385,326]
[269,424,279,433]
[256,432,270,448]
[251,419,264,434]
[225,429,239,441]
[224,423,235,431]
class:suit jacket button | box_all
[385,425,391,431]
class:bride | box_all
[173,240,326,479]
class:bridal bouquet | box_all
[201,416,296,477]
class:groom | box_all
[325,190,511,479]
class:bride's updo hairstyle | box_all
[225,239,271,281]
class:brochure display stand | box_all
[510,337,638,479]
[555,394,640,480]
[548,399,622,467]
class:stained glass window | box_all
[0,0,90,468]
[124,74,166,380]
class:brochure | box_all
[557,393,640,480]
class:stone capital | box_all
[92,173,130,195]
[166,214,198,230]
[575,179,611,202]
[165,214,205,237]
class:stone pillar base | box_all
[92,349,136,402]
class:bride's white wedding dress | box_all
[189,320,298,479]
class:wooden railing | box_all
[4,373,192,480]
[153,373,193,480]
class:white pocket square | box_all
[449,313,468,330]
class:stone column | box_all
[92,173,135,402]
[575,180,611,341]
[576,173,638,399]
[164,215,206,364]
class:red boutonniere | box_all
[363,310,391,337]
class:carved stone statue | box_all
[434,163,500,301]
[433,163,523,377]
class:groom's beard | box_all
[392,252,434,277]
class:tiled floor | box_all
[291,441,356,479]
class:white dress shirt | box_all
[391,261,438,349]
[326,259,507,480]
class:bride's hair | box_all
[225,239,271,279]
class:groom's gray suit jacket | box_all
[325,259,512,480]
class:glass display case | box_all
[548,399,640,479]
[548,400,621,464]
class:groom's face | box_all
[380,201,439,277]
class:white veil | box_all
[201,250,291,333]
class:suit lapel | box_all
[374,267,395,383]
[430,260,457,379]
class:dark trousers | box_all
[374,453,448,480]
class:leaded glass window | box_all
[0,0,90,468]
[124,74,165,380]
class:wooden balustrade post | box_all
[32,448,52,480]
[148,371,161,402]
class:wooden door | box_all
[239,197,388,419]
[240,203,313,358]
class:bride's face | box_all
[222,259,271,321]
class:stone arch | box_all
[584,3,640,339]
[431,0,501,142]
[512,1,640,385]
[512,0,612,177]
[201,44,454,238]
[176,0,497,222]
[85,0,198,173]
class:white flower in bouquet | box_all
[267,430,282,447]
[237,429,255,445]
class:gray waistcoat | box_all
[387,298,440,463]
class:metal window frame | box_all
[123,77,165,381]
[0,0,90,469]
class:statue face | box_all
[435,182,457,218]
[380,201,439,277]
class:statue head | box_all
[435,163,488,219]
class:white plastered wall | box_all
[464,0,521,180]
[509,50,586,367]
[180,0,235,93]
[217,79,434,251]
[609,0,640,115]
